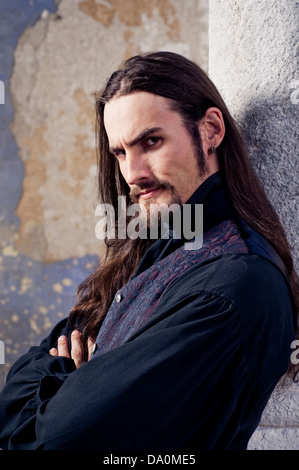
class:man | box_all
[0,52,297,450]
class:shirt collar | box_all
[132,171,236,277]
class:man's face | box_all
[103,91,206,208]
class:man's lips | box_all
[138,187,163,200]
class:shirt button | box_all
[115,293,123,304]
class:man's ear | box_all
[198,107,225,156]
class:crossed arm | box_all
[0,291,245,450]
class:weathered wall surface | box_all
[10,0,208,263]
[0,0,208,387]
[209,0,299,450]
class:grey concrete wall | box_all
[209,0,299,450]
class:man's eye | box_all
[145,136,160,147]
[114,150,126,159]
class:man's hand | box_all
[49,330,94,368]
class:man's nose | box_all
[124,152,152,186]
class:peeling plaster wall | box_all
[0,0,208,389]
[10,0,208,263]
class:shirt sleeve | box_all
[0,289,266,450]
[0,317,76,449]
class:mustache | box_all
[129,179,175,202]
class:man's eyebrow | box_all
[109,127,162,154]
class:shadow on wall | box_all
[238,96,299,272]
[241,95,299,450]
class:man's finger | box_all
[57,335,70,358]
[71,330,84,369]
[87,337,94,361]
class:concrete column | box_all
[209,0,299,450]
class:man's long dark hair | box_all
[69,52,299,373]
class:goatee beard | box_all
[128,178,183,236]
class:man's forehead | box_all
[103,92,175,145]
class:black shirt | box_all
[0,172,295,450]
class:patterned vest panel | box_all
[91,220,249,358]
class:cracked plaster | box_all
[10,0,208,262]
